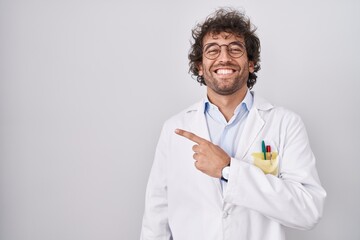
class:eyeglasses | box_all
[203,41,246,60]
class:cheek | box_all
[198,62,210,76]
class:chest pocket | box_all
[246,139,280,177]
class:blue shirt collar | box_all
[204,89,253,113]
[204,90,253,125]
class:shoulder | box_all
[253,92,304,126]
[161,99,204,131]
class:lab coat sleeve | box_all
[224,113,326,230]
[140,125,172,240]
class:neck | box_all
[207,87,248,122]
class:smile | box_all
[214,68,236,75]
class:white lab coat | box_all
[141,92,326,240]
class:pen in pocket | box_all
[266,145,272,165]
[262,140,266,160]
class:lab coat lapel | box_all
[236,94,270,159]
[189,100,210,141]
[189,100,223,198]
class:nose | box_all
[217,45,232,62]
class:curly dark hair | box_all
[188,8,261,89]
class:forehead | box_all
[203,32,244,45]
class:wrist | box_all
[221,160,231,182]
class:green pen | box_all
[262,140,266,160]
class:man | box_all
[141,8,326,240]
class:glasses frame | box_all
[202,41,246,60]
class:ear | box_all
[197,62,203,76]
[248,61,255,73]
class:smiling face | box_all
[198,32,254,96]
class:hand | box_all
[175,128,231,178]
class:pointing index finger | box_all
[175,128,207,144]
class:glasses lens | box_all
[204,44,221,60]
[228,42,245,58]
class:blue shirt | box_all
[204,90,253,191]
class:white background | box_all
[1,0,359,239]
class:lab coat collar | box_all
[184,91,274,116]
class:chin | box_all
[213,88,239,96]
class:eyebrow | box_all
[203,41,245,50]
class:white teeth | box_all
[216,69,234,75]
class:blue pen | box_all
[262,140,266,160]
